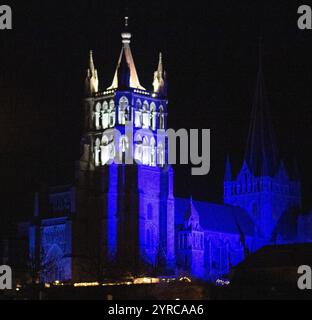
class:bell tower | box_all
[75,18,175,279]
[224,42,301,247]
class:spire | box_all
[275,160,289,181]
[244,38,278,177]
[107,17,145,90]
[85,50,99,96]
[117,49,131,89]
[89,50,95,73]
[184,196,200,228]
[184,195,194,221]
[224,155,232,182]
[153,52,167,97]
[158,52,164,75]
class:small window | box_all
[159,106,165,129]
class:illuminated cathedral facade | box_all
[28,22,307,283]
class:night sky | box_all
[0,1,311,225]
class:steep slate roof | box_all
[175,198,255,236]
[107,23,145,90]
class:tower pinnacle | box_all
[85,50,99,96]
[108,17,145,90]
[224,155,232,182]
[121,16,131,45]
[153,52,167,96]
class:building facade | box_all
[27,22,307,284]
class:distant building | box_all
[24,20,308,284]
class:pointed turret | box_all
[275,160,289,181]
[85,50,99,96]
[153,52,167,97]
[183,196,201,230]
[244,39,278,177]
[108,17,145,90]
[224,155,232,182]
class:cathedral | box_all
[27,20,309,284]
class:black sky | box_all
[0,0,312,223]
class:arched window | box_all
[158,142,165,167]
[109,100,115,127]
[134,134,143,164]
[118,96,129,125]
[100,135,110,165]
[142,101,150,129]
[150,103,156,130]
[108,140,115,160]
[102,101,109,129]
[94,138,101,166]
[142,136,149,165]
[119,135,129,161]
[159,105,165,129]
[135,100,142,128]
[44,244,64,282]
[95,103,101,130]
[150,137,156,167]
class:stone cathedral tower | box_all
[74,18,175,280]
[224,45,301,248]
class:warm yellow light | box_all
[133,277,160,284]
[74,282,100,287]
[179,277,192,283]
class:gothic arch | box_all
[143,100,149,111]
[119,135,129,153]
[45,244,63,263]
[150,102,156,130]
[101,134,109,145]
[135,99,142,128]
[102,101,109,129]
[44,244,64,282]
[100,135,110,165]
[142,136,149,165]
[134,134,143,163]
[142,101,150,129]
[109,99,115,127]
[95,102,101,112]
[94,138,101,166]
[159,105,164,129]
[102,101,108,111]
[150,137,156,166]
[158,142,165,167]
[94,102,102,130]
[118,96,129,125]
